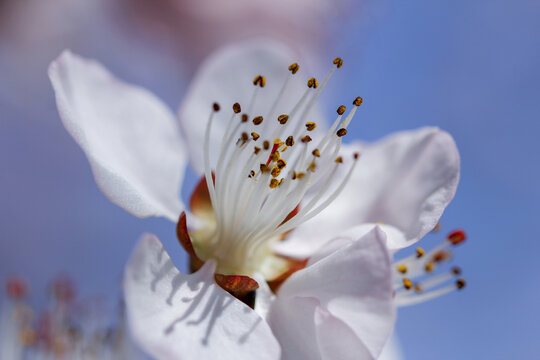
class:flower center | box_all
[191,58,362,279]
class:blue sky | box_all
[1,0,538,358]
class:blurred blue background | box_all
[1,0,538,358]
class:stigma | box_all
[392,228,468,306]
[190,57,362,280]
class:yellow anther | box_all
[213,102,220,112]
[403,277,413,290]
[433,250,452,263]
[270,151,280,162]
[271,167,281,178]
[396,264,408,274]
[274,138,283,145]
[456,278,466,290]
[353,96,363,106]
[248,170,255,178]
[269,178,280,189]
[307,77,318,89]
[286,136,294,147]
[253,116,264,125]
[263,141,270,150]
[277,159,287,169]
[416,247,425,258]
[241,114,249,122]
[241,132,249,142]
[278,114,289,124]
[337,105,346,115]
[260,163,270,173]
[305,122,317,131]
[253,75,266,87]
[251,132,260,141]
[233,102,241,114]
[254,146,261,155]
[301,135,312,143]
[335,156,343,163]
[312,149,320,157]
[288,62,300,74]
[333,57,343,68]
[425,261,435,273]
[414,284,423,293]
[295,172,305,179]
[336,128,348,137]
[308,161,316,172]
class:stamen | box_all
[278,114,289,124]
[285,136,294,146]
[392,229,468,307]
[305,122,317,131]
[193,55,374,281]
[396,264,408,274]
[288,62,300,74]
[203,103,220,209]
[253,75,266,87]
[253,116,264,125]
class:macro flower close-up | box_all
[47,41,461,359]
[2,1,538,359]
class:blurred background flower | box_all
[0,275,144,359]
[1,0,539,359]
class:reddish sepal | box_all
[176,212,204,271]
[214,274,259,299]
[189,174,215,220]
[267,257,308,293]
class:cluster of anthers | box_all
[183,57,362,290]
[393,228,467,306]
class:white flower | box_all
[48,40,461,359]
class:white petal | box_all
[292,127,460,250]
[253,273,275,320]
[314,307,372,360]
[49,51,187,221]
[124,234,281,360]
[178,39,324,174]
[268,227,395,360]
[274,223,405,260]
[378,335,404,360]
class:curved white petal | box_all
[49,51,186,221]
[267,227,395,360]
[379,335,404,360]
[274,223,405,260]
[314,308,372,360]
[123,234,281,360]
[178,39,324,174]
[292,127,460,250]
